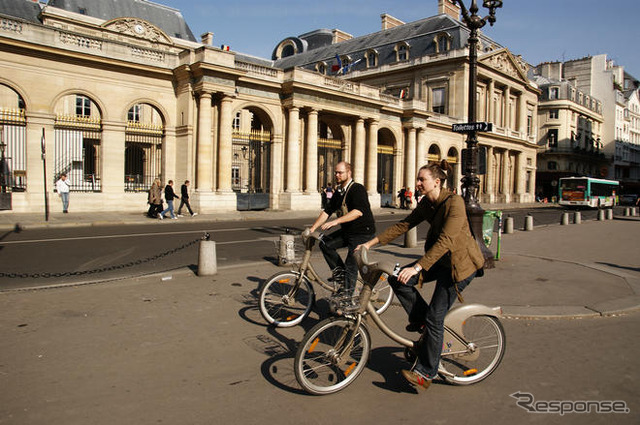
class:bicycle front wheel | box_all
[440,315,506,385]
[259,272,314,327]
[294,317,371,395]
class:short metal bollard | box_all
[278,233,296,266]
[198,233,217,276]
[524,215,534,231]
[632,207,638,217]
[574,211,581,224]
[561,212,569,225]
[504,216,514,234]
[404,226,417,248]
[624,208,630,217]
[598,209,605,221]
[606,208,613,220]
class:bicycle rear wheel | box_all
[294,317,371,395]
[259,272,314,327]
[354,273,394,315]
[439,315,506,385]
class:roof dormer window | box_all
[435,33,451,53]
[395,42,410,62]
[365,49,378,68]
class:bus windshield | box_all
[560,179,587,201]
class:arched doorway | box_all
[317,121,343,190]
[428,144,441,165]
[0,84,26,193]
[124,103,164,192]
[53,94,102,192]
[377,128,395,207]
[232,106,272,210]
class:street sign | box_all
[451,122,493,133]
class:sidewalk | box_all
[1,204,638,319]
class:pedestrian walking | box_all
[147,178,163,218]
[177,180,197,217]
[159,180,179,220]
[55,173,71,213]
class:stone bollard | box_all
[524,215,534,231]
[632,207,638,217]
[624,208,630,217]
[197,234,217,276]
[404,226,417,248]
[278,233,296,266]
[561,212,569,225]
[606,208,613,220]
[598,209,605,221]
[504,216,514,234]
[574,211,581,224]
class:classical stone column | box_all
[504,86,511,130]
[518,93,527,135]
[404,127,417,188]
[353,118,366,183]
[501,150,510,199]
[416,127,427,170]
[286,107,300,192]
[305,109,318,193]
[217,95,233,192]
[515,151,526,199]
[196,92,213,191]
[101,121,126,194]
[365,119,378,193]
[485,146,495,202]
[487,79,495,124]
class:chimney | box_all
[332,29,353,44]
[438,0,460,21]
[201,32,214,46]
[381,13,405,30]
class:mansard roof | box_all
[0,0,43,23]
[47,0,196,41]
[272,13,502,71]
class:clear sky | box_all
[159,0,640,78]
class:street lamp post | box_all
[453,0,502,268]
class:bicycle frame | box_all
[331,249,502,366]
[285,233,336,300]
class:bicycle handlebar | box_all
[355,247,398,277]
[301,228,323,242]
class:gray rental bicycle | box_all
[259,230,394,327]
[293,247,506,395]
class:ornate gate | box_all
[318,138,342,189]
[232,130,271,210]
[377,144,394,207]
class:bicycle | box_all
[293,247,506,395]
[259,230,394,327]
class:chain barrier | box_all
[0,236,204,279]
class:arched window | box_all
[316,62,327,75]
[0,84,27,191]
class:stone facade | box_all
[0,0,538,214]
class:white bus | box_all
[558,177,619,208]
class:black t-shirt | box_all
[324,181,376,235]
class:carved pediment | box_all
[480,48,529,83]
[102,18,173,44]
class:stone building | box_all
[531,62,607,200]
[0,0,538,214]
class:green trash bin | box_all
[483,210,502,260]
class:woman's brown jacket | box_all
[376,188,485,283]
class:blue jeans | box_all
[60,192,69,212]
[389,264,475,378]
[160,200,176,218]
[319,229,374,291]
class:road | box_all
[0,206,616,290]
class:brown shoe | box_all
[401,369,432,390]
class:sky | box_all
[158,0,640,78]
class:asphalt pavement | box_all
[1,204,639,319]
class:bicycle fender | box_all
[444,304,502,337]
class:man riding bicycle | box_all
[309,161,376,295]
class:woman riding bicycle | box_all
[357,160,485,390]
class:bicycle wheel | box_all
[440,315,506,385]
[294,317,371,395]
[259,272,314,327]
[354,273,394,315]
